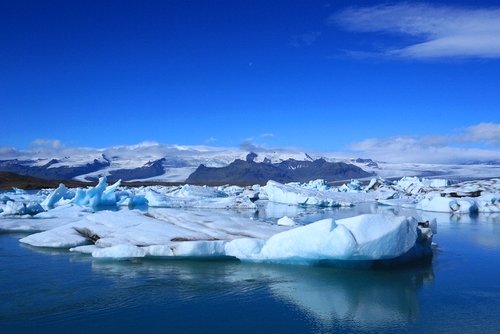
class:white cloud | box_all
[462,122,500,145]
[0,146,21,158]
[204,137,217,143]
[259,133,275,138]
[31,139,63,149]
[348,123,500,163]
[331,3,500,59]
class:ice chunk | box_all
[428,179,450,188]
[144,189,169,207]
[277,216,296,226]
[394,177,425,195]
[13,187,26,195]
[0,195,13,204]
[394,177,449,195]
[169,184,228,198]
[41,183,74,209]
[143,189,256,209]
[0,201,45,216]
[476,194,500,213]
[73,177,121,208]
[416,196,478,214]
[302,179,330,191]
[264,180,353,207]
[338,179,362,192]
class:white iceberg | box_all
[41,183,74,209]
[20,209,434,266]
[0,201,45,216]
[246,214,425,264]
[476,194,500,213]
[264,180,354,207]
[277,215,296,226]
[395,177,450,195]
[416,195,478,214]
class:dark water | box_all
[1,212,500,333]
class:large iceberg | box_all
[227,214,433,265]
[19,209,434,266]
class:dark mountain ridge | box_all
[186,154,374,186]
[0,158,110,180]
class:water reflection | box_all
[89,258,434,329]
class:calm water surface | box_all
[1,206,500,333]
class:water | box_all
[1,208,500,333]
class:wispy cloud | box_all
[31,139,63,149]
[348,123,500,163]
[259,133,275,138]
[330,3,500,59]
[461,122,500,145]
[290,32,321,48]
[204,137,217,144]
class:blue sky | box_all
[0,0,499,162]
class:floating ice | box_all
[277,216,296,226]
[19,209,433,266]
[338,179,363,192]
[5,176,500,267]
[72,177,121,208]
[248,214,424,264]
[394,177,450,195]
[1,195,13,204]
[142,188,256,209]
[476,194,500,213]
[264,180,354,207]
[0,201,45,216]
[416,196,478,214]
[41,183,74,209]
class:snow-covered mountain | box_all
[0,143,322,182]
[0,142,498,182]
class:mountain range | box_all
[186,153,373,185]
[0,143,498,185]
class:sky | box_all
[0,0,499,163]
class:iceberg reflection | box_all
[90,258,433,329]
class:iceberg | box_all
[41,183,74,209]
[0,201,45,216]
[277,215,296,226]
[73,177,121,208]
[19,209,434,266]
[476,194,500,213]
[263,180,355,207]
[237,214,430,265]
[395,177,450,195]
[416,196,478,214]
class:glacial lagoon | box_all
[1,203,500,333]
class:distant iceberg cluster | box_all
[1,176,498,266]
